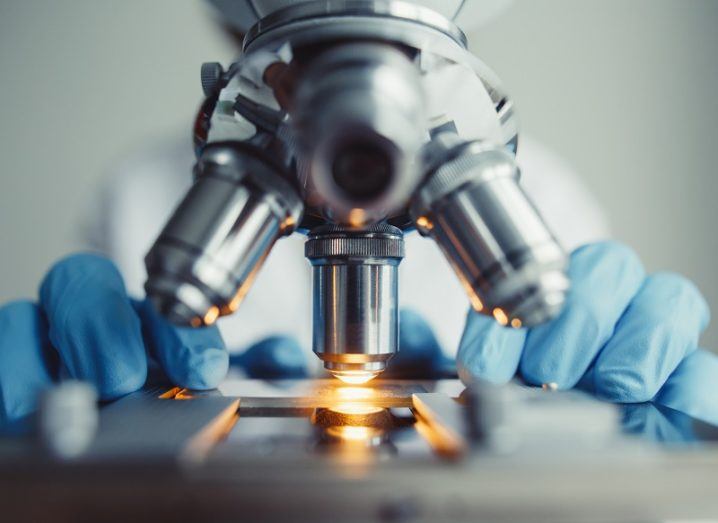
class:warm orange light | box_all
[203,305,220,325]
[416,216,433,230]
[227,291,243,313]
[329,386,380,414]
[326,425,379,441]
[332,370,377,385]
[458,279,483,312]
[348,208,366,227]
[493,307,509,326]
[510,318,522,328]
[336,387,374,401]
[330,404,383,416]
[225,271,260,313]
[174,389,194,400]
[469,293,484,312]
[158,387,182,399]
[413,416,464,458]
[280,216,295,232]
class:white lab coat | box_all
[86,134,609,360]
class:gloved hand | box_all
[0,253,308,428]
[383,309,455,379]
[457,241,718,425]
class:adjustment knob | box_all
[200,62,225,97]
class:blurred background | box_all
[1,0,717,348]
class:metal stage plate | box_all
[1,378,717,522]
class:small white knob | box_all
[39,381,98,459]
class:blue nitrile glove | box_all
[0,253,308,427]
[457,241,718,425]
[382,309,454,379]
[231,336,309,379]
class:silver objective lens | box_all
[411,136,569,327]
[305,224,404,383]
[293,43,425,226]
[145,144,303,326]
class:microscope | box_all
[6,6,718,522]
[144,0,570,384]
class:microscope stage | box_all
[2,378,718,522]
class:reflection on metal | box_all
[330,405,384,416]
[325,425,382,443]
[412,393,468,458]
[492,307,509,326]
[313,405,394,430]
[313,404,396,473]
[158,387,195,400]
[202,305,220,326]
[82,391,241,460]
[333,371,378,385]
[328,386,395,418]
[224,379,428,412]
[309,383,411,468]
[157,387,183,399]
[181,400,240,463]
[335,386,375,401]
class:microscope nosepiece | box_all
[145,145,302,327]
[412,138,569,328]
[305,224,404,383]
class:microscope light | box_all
[332,370,379,385]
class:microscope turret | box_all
[144,0,569,383]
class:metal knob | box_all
[200,62,225,97]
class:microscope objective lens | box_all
[331,370,380,385]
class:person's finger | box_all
[39,254,147,399]
[384,309,452,379]
[136,299,228,389]
[234,335,309,379]
[593,272,710,402]
[0,301,57,425]
[520,241,645,389]
[654,349,718,426]
[456,309,525,385]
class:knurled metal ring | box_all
[244,0,467,50]
[305,223,404,259]
[411,143,518,220]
